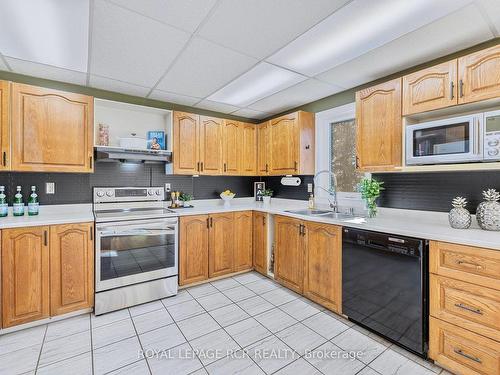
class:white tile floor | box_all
[0,271,451,375]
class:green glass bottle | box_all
[13,186,24,216]
[0,186,7,217]
[28,186,39,216]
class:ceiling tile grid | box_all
[6,57,88,85]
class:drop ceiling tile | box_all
[248,79,343,114]
[108,0,217,32]
[195,100,240,114]
[89,75,151,97]
[5,57,87,85]
[149,89,201,106]
[91,0,190,87]
[316,4,493,89]
[231,108,270,120]
[198,0,351,59]
[156,37,258,98]
[476,0,500,35]
[0,0,89,72]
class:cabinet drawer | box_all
[430,275,500,341]
[429,317,500,375]
[430,241,500,290]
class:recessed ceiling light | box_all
[0,0,89,72]
[267,0,474,76]
[207,62,306,107]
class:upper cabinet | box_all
[458,44,500,105]
[173,111,200,175]
[403,60,457,115]
[11,83,93,173]
[240,123,257,175]
[268,111,315,175]
[0,81,9,170]
[199,116,223,175]
[257,121,269,175]
[223,120,241,175]
[356,78,402,171]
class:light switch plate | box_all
[165,183,171,192]
[307,183,313,193]
[46,182,55,194]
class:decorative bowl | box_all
[220,192,235,207]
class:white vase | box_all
[263,196,271,205]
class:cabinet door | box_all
[223,120,241,175]
[50,223,94,316]
[0,81,10,170]
[173,111,200,175]
[253,211,267,275]
[200,116,223,175]
[2,226,50,327]
[356,78,402,171]
[241,123,257,175]
[458,44,500,104]
[179,215,209,285]
[403,60,457,115]
[303,222,342,313]
[269,114,298,175]
[11,84,93,173]
[209,212,234,278]
[257,122,269,175]
[234,211,253,272]
[274,215,303,293]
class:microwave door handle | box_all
[474,118,481,155]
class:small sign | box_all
[147,131,165,150]
[254,182,265,201]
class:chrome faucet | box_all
[313,169,338,212]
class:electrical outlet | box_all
[165,183,171,192]
[307,183,313,193]
[46,182,55,194]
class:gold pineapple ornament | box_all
[476,189,500,231]
[448,197,471,229]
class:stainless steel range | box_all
[93,187,178,315]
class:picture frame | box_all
[254,182,265,201]
[147,131,165,150]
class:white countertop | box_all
[172,198,500,250]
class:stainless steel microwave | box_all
[405,110,500,165]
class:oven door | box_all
[95,218,178,292]
[406,114,483,165]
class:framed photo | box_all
[254,182,265,201]
[147,131,165,150]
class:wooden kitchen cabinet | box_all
[234,211,253,272]
[208,212,234,278]
[199,116,223,175]
[240,123,257,175]
[173,111,200,175]
[303,222,342,314]
[257,121,269,175]
[11,83,93,173]
[403,60,458,115]
[223,120,241,175]
[458,44,500,105]
[253,211,267,275]
[50,223,94,316]
[2,226,50,328]
[356,78,402,171]
[274,215,304,293]
[179,215,209,285]
[0,81,10,170]
[269,111,314,175]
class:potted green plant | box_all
[262,189,273,205]
[358,177,384,218]
[179,193,193,207]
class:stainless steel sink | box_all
[285,209,332,216]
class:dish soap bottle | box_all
[0,186,7,217]
[28,186,39,216]
[308,193,315,209]
[13,186,24,216]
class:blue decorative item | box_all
[147,131,165,150]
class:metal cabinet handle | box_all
[355,156,360,169]
[210,217,213,227]
[459,79,464,98]
[2,152,6,167]
[201,162,204,172]
[89,155,93,166]
[206,217,210,228]
[90,227,93,241]
[263,216,266,226]
[197,162,200,172]
[294,161,298,171]
[453,348,481,364]
[224,163,227,172]
[454,303,482,315]
[455,259,483,270]
[44,230,48,246]
[450,81,454,100]
[265,163,268,173]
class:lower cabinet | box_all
[274,215,342,312]
[179,211,253,286]
[1,222,94,328]
[253,211,267,275]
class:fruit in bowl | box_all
[220,190,236,207]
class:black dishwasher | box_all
[342,227,429,357]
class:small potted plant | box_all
[358,177,384,218]
[262,189,273,205]
[179,193,193,208]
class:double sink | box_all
[285,209,364,221]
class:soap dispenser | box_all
[308,193,315,209]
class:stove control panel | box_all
[93,187,165,203]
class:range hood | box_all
[95,146,172,163]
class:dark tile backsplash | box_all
[374,170,500,214]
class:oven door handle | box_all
[98,228,176,236]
